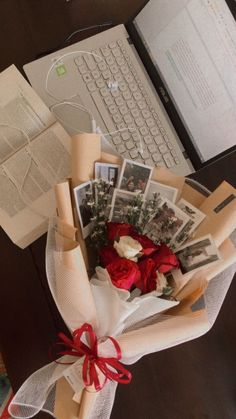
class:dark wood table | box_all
[0,1,236,418]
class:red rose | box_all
[130,232,158,256]
[106,258,141,290]
[136,258,156,293]
[107,222,134,242]
[152,243,179,273]
[99,246,119,267]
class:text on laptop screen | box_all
[134,0,236,162]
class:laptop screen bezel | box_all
[126,0,236,170]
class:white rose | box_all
[114,236,142,261]
[155,272,168,296]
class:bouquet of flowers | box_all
[9,133,236,419]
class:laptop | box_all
[24,0,236,176]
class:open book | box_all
[0,65,71,248]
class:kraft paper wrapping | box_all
[55,378,80,419]
[51,141,235,419]
[195,181,236,246]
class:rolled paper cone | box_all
[117,309,209,359]
[169,276,208,316]
[71,133,101,187]
[55,181,75,227]
[77,389,98,419]
[101,151,122,165]
[53,233,98,331]
[54,377,80,419]
[56,218,77,244]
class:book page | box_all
[0,122,71,248]
[0,65,55,163]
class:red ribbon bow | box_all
[56,323,132,391]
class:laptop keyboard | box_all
[74,39,180,168]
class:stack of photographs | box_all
[73,159,206,248]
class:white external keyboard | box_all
[75,39,180,168]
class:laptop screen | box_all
[133,0,236,163]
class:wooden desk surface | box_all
[0,1,236,418]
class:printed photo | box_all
[109,189,137,222]
[118,159,153,194]
[145,198,190,244]
[146,180,178,203]
[94,162,120,187]
[174,199,206,247]
[74,181,93,238]
[176,234,221,274]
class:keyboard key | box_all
[150,126,159,136]
[126,140,135,150]
[118,81,127,91]
[78,64,88,74]
[115,72,124,83]
[140,149,149,159]
[121,132,130,141]
[137,100,146,110]
[102,70,111,80]
[74,56,84,66]
[123,113,133,124]
[92,49,102,62]
[100,87,110,97]
[109,42,117,49]
[87,81,96,92]
[113,113,122,124]
[127,100,135,109]
[142,109,151,119]
[98,62,107,71]
[104,95,114,106]
[120,105,128,115]
[163,153,175,168]
[117,122,126,130]
[135,117,144,127]
[83,73,92,83]
[117,144,126,154]
[115,96,124,106]
[112,135,122,145]
[153,152,162,162]
[125,73,134,83]
[113,48,121,57]
[139,125,149,136]
[144,135,153,145]
[130,149,139,159]
[96,78,105,88]
[154,135,163,145]
[132,132,140,142]
[116,56,125,66]
[110,64,119,74]
[148,144,157,153]
[133,91,142,101]
[120,65,129,75]
[123,90,132,100]
[167,142,173,150]
[84,54,97,71]
[146,118,155,128]
[159,144,168,154]
[131,108,140,118]
[92,69,100,79]
[106,55,115,65]
[101,46,110,57]
[130,82,138,92]
[109,104,118,114]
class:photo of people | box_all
[109,189,137,222]
[174,199,206,247]
[145,198,190,244]
[118,159,153,194]
[95,162,120,187]
[146,180,178,203]
[73,181,93,238]
[176,235,220,274]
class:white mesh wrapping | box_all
[9,218,236,419]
